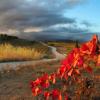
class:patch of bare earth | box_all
[0,61,100,100]
[0,61,61,100]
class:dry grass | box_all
[0,43,48,62]
[48,42,76,54]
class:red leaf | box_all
[77,57,83,67]
[75,69,80,75]
[64,94,69,100]
[30,78,41,88]
[68,69,73,76]
[49,73,56,84]
[58,65,66,77]
[41,80,50,88]
[86,66,93,73]
[52,89,62,100]
[44,91,50,100]
[32,87,42,96]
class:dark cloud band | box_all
[0,0,98,41]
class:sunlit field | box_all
[48,42,77,54]
[0,43,52,62]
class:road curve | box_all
[0,43,65,71]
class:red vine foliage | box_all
[30,35,100,100]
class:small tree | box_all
[30,35,99,100]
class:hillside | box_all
[0,34,53,62]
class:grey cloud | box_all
[42,26,88,34]
[2,13,76,29]
[19,31,100,41]
[18,25,90,41]
[0,0,24,14]
[0,0,96,41]
[0,0,83,30]
[81,21,92,27]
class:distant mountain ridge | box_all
[0,34,18,40]
[0,33,99,43]
[0,34,38,47]
[0,34,75,43]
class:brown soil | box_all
[0,61,99,100]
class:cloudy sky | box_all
[0,0,100,41]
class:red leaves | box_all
[31,78,41,88]
[58,65,67,78]
[40,74,50,88]
[44,91,50,100]
[32,87,42,96]
[61,50,74,66]
[86,66,93,73]
[64,94,69,100]
[41,79,50,88]
[74,69,80,75]
[80,34,98,55]
[68,69,73,76]
[83,64,93,73]
[77,56,83,67]
[80,44,89,54]
[30,34,99,99]
[49,73,56,84]
[52,89,62,100]
[97,55,100,66]
[40,74,49,82]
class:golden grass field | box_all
[48,42,77,54]
[0,43,53,62]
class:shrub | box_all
[30,35,99,100]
